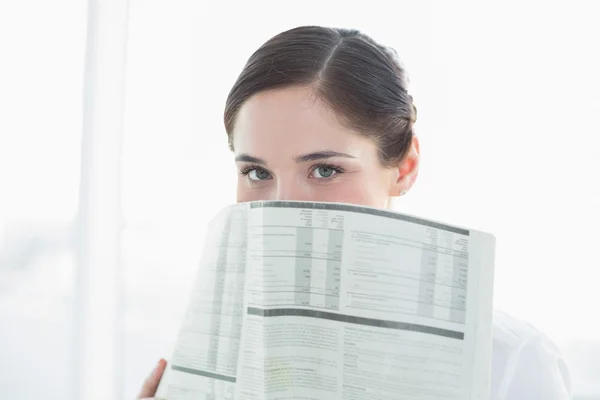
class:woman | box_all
[138,26,572,399]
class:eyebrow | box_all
[295,151,356,163]
[234,150,355,165]
[235,154,267,164]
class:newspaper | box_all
[156,201,495,400]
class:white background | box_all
[0,1,598,399]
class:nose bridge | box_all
[274,176,304,201]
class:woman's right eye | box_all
[248,168,271,181]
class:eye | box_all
[249,168,271,180]
[311,164,343,179]
[242,167,271,181]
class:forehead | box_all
[232,86,374,158]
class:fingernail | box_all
[154,358,167,377]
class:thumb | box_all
[137,358,167,399]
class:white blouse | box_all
[492,311,572,399]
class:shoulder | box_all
[491,310,572,399]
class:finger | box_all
[137,358,167,399]
[137,358,167,398]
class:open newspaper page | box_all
[156,203,249,399]
[157,201,495,400]
[234,201,495,400]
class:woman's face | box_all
[232,86,419,209]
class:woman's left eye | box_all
[311,165,341,179]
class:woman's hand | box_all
[137,358,167,399]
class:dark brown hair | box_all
[224,26,417,167]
